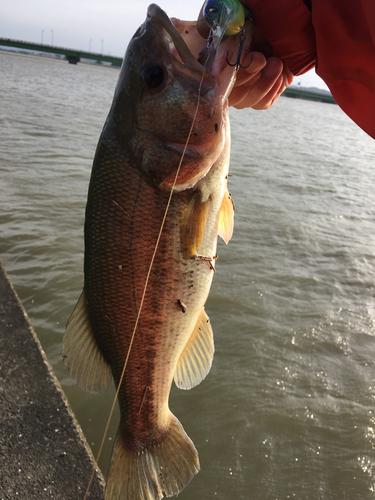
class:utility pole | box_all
[51,30,54,46]
[41,30,44,44]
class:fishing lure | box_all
[203,0,252,69]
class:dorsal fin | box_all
[180,192,209,258]
[218,190,234,244]
[174,308,214,390]
[63,290,112,393]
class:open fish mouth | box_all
[146,4,210,73]
[146,3,239,80]
[144,3,238,102]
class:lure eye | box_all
[142,65,164,88]
[204,0,220,21]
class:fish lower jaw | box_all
[160,134,227,191]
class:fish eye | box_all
[141,65,164,89]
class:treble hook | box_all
[226,27,253,70]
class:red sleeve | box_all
[247,0,316,75]
[312,0,375,139]
[246,0,375,139]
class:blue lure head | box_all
[203,0,253,70]
[203,0,235,49]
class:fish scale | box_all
[87,144,211,438]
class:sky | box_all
[1,0,327,89]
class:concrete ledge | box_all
[0,260,105,499]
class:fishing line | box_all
[83,43,211,500]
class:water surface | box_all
[1,50,375,499]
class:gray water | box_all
[1,50,375,500]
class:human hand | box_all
[228,52,293,109]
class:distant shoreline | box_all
[282,85,336,104]
[1,47,335,103]
[0,45,121,67]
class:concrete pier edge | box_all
[0,260,105,499]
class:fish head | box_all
[109,3,238,191]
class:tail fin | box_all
[105,414,200,500]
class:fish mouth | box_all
[147,4,208,75]
[147,4,240,87]
[145,4,237,102]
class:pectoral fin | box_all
[180,192,209,258]
[218,190,234,244]
[63,290,112,393]
[174,308,214,390]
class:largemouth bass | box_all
[63,4,241,499]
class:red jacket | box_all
[247,0,375,138]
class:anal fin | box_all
[63,290,112,393]
[218,189,234,244]
[174,308,214,390]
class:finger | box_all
[233,52,266,87]
[251,74,284,110]
[253,66,294,109]
[252,64,294,110]
[230,57,283,109]
[226,53,266,108]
